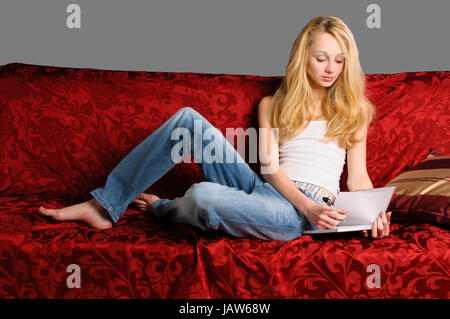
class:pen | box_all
[323,197,339,213]
[323,196,343,228]
[323,197,333,207]
[323,197,346,223]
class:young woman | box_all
[39,16,391,241]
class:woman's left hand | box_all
[363,210,392,239]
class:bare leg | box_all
[38,198,113,230]
[131,193,161,212]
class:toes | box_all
[136,204,150,212]
[39,207,64,221]
[39,206,57,216]
[132,194,160,211]
[136,194,148,200]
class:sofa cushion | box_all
[386,148,450,225]
[0,194,449,298]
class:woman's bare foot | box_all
[131,193,160,212]
[38,198,113,230]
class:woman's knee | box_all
[173,107,213,132]
[185,182,220,207]
[176,106,202,119]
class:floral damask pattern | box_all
[0,63,448,298]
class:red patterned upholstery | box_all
[0,63,448,298]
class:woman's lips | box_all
[322,76,334,82]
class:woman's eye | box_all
[316,58,344,63]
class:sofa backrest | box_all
[0,63,448,202]
[363,71,449,187]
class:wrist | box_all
[294,194,315,215]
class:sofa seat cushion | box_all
[0,195,448,298]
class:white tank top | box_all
[278,121,346,198]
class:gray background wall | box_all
[0,0,448,76]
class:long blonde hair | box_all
[272,16,375,149]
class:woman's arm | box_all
[258,97,346,229]
[346,126,392,238]
[346,126,373,192]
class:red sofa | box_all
[0,62,448,299]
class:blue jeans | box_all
[90,107,319,241]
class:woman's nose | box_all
[325,62,336,74]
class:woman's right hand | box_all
[302,201,347,229]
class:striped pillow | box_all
[386,148,450,226]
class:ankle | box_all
[89,198,103,210]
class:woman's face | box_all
[306,32,345,90]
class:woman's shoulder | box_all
[258,96,275,127]
[258,95,274,111]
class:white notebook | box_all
[303,186,396,234]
